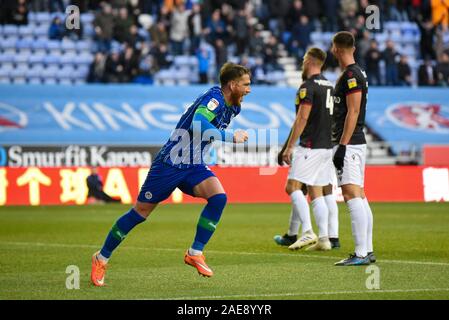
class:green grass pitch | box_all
[1,202,449,300]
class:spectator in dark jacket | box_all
[418,57,437,86]
[113,7,133,43]
[121,45,140,83]
[416,15,437,60]
[249,28,265,57]
[286,0,304,31]
[382,40,400,85]
[397,55,412,86]
[104,50,125,83]
[322,0,339,32]
[87,52,106,83]
[11,0,28,25]
[365,40,382,86]
[289,15,313,61]
[87,168,121,203]
[49,16,66,40]
[233,9,250,55]
[188,3,203,54]
[94,3,114,52]
[436,52,449,86]
[267,0,290,37]
[204,9,227,44]
[214,38,228,72]
[149,20,169,47]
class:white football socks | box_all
[311,196,329,239]
[287,209,301,237]
[363,197,374,253]
[290,190,312,235]
[97,252,109,263]
[188,248,202,256]
[347,197,368,257]
[324,194,339,238]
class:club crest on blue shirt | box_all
[145,191,153,200]
[207,98,219,111]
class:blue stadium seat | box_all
[73,53,94,66]
[0,37,17,52]
[3,25,19,37]
[33,25,49,38]
[173,55,191,67]
[321,32,333,44]
[188,56,198,66]
[35,12,51,25]
[374,32,388,43]
[83,23,95,38]
[61,40,77,54]
[41,66,58,84]
[81,13,95,24]
[0,53,15,64]
[384,21,400,31]
[389,30,402,43]
[401,31,416,44]
[76,40,92,53]
[28,12,36,24]
[59,53,77,66]
[46,40,61,53]
[310,32,321,43]
[155,69,177,85]
[76,65,89,77]
[31,38,47,54]
[16,38,33,50]
[174,68,190,84]
[10,68,27,84]
[26,66,43,84]
[43,55,60,67]
[14,53,30,69]
[57,66,75,84]
[0,68,11,84]
[18,25,34,38]
[28,53,46,67]
[0,67,11,76]
[444,33,449,45]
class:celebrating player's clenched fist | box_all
[233,130,249,143]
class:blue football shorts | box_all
[137,158,216,203]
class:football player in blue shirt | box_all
[91,63,251,286]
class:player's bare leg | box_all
[184,177,226,277]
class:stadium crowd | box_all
[1,0,449,86]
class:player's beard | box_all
[231,91,243,106]
[301,68,307,81]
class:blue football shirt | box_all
[155,86,241,168]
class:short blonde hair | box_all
[305,47,327,65]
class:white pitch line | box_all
[153,288,449,300]
[1,241,449,267]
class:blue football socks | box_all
[99,208,146,259]
[191,193,227,251]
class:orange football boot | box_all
[184,251,213,277]
[91,251,107,286]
